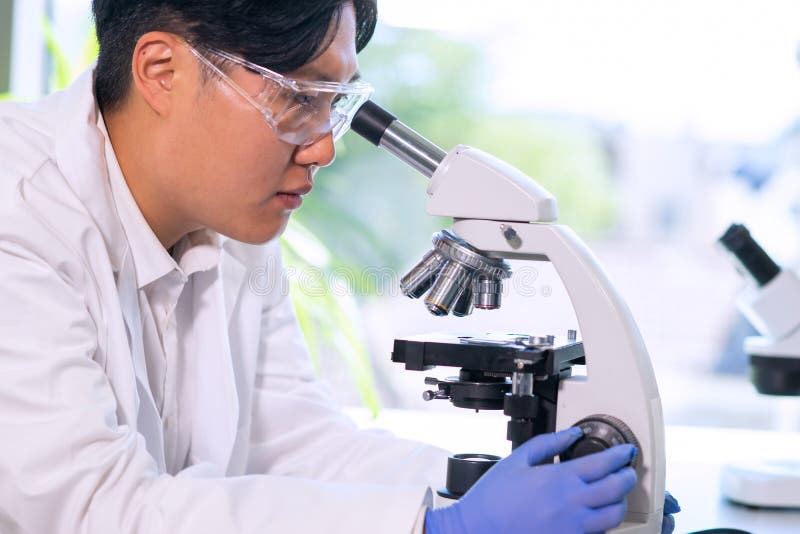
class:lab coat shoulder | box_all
[0,95,111,320]
[0,89,160,534]
[0,90,119,302]
[0,96,58,181]
[0,82,139,434]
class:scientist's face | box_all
[155,4,359,245]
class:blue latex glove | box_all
[661,491,681,534]
[425,427,638,534]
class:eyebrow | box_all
[301,67,362,84]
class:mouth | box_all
[278,183,314,197]
[275,192,304,210]
[274,168,315,211]
[275,183,313,211]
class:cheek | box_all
[189,95,291,199]
[225,137,291,203]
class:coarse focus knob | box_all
[559,414,640,468]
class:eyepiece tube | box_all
[351,100,447,178]
[719,223,781,287]
[350,100,397,146]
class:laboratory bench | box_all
[345,408,800,534]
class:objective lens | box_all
[400,249,446,299]
[451,287,475,317]
[473,274,503,310]
[425,261,473,316]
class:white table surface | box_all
[345,408,800,534]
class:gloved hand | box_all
[425,427,638,534]
[661,491,681,534]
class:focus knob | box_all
[559,414,640,467]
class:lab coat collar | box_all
[173,228,222,279]
[96,111,222,288]
[222,238,272,271]
[116,247,167,472]
[97,112,177,288]
[52,66,128,274]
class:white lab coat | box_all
[0,68,448,534]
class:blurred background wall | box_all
[4,0,800,430]
[0,1,12,93]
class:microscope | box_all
[718,224,800,508]
[351,102,666,532]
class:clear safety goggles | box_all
[187,43,374,146]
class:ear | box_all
[130,32,187,116]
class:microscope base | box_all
[613,517,664,533]
[721,460,800,508]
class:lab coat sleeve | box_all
[245,246,450,492]
[411,505,429,534]
[0,241,436,534]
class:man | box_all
[0,1,675,532]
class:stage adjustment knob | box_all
[559,414,640,467]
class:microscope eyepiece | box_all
[351,100,397,147]
[350,100,447,178]
[719,223,781,287]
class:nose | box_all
[293,132,336,169]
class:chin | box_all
[223,215,290,245]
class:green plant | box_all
[42,17,98,91]
[281,221,381,416]
[322,27,618,242]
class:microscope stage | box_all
[392,332,585,375]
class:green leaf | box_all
[281,224,382,417]
[282,219,332,268]
[41,17,72,91]
[296,191,399,265]
[81,24,100,69]
[325,290,382,416]
[289,282,323,371]
[309,285,382,417]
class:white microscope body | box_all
[351,103,666,533]
[718,224,800,508]
[429,146,665,533]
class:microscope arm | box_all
[452,218,664,524]
[421,126,665,519]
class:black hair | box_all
[92,0,377,112]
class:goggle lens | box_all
[188,43,373,146]
[272,91,370,146]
